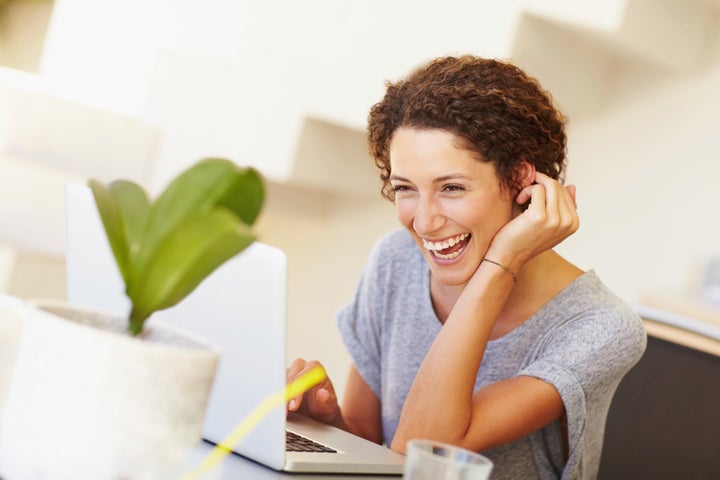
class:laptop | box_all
[64,183,405,475]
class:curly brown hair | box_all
[367,55,568,201]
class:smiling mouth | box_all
[422,233,471,260]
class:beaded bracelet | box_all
[482,258,518,282]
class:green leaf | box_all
[216,167,265,225]
[129,158,264,294]
[127,207,255,333]
[108,180,151,266]
[90,158,265,335]
[89,179,129,281]
[88,179,150,284]
[134,159,236,265]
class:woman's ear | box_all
[516,160,536,188]
[510,160,537,215]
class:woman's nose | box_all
[412,195,445,234]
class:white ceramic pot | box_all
[0,301,220,480]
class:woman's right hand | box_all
[286,358,343,427]
[486,171,579,270]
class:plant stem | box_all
[128,308,147,336]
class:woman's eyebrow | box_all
[389,174,411,182]
[390,173,472,183]
[433,174,472,183]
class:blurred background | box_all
[1,0,720,395]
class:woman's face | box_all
[389,127,515,287]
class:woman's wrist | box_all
[482,246,528,280]
[481,258,517,282]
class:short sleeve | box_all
[518,299,647,479]
[336,242,387,398]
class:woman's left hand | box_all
[486,172,579,268]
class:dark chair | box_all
[599,334,720,479]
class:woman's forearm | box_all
[391,262,515,451]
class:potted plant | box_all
[0,158,265,480]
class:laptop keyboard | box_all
[286,430,337,453]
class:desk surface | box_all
[185,441,401,479]
[634,299,720,357]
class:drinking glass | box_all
[404,439,493,480]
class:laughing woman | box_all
[287,55,646,479]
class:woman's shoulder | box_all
[546,270,647,357]
[368,228,422,265]
[374,228,417,249]
[564,271,640,322]
[352,229,425,287]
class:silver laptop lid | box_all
[65,183,288,470]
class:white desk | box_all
[186,441,401,479]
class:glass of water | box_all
[404,439,493,480]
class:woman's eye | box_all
[442,184,465,192]
[392,184,411,192]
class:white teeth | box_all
[434,250,461,260]
[422,233,469,251]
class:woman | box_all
[287,55,646,479]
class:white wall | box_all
[33,0,525,190]
[560,64,720,302]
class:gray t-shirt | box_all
[337,229,646,480]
